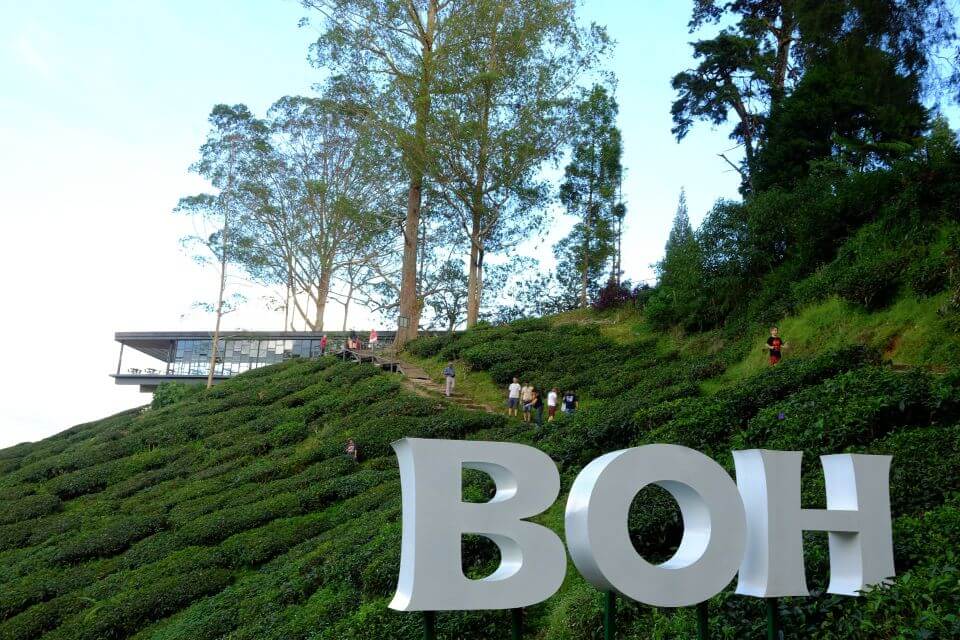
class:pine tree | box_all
[649,188,706,329]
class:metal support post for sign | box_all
[510,608,523,640]
[695,601,710,640]
[423,611,436,640]
[603,591,617,640]
[766,598,781,640]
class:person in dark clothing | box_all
[443,362,456,397]
[531,389,544,427]
[765,326,785,365]
[561,390,579,415]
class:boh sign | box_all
[388,439,894,615]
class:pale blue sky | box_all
[5,1,942,446]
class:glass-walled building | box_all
[169,337,324,376]
[112,331,396,392]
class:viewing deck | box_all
[112,330,397,392]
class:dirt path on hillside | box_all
[393,357,499,413]
[337,346,500,414]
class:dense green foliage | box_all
[408,313,960,638]
[4,284,960,638]
[647,122,960,332]
[0,359,520,639]
[673,0,957,191]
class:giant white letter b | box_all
[389,438,566,611]
[734,450,895,597]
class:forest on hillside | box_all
[178,0,960,351]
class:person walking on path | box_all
[562,390,579,416]
[765,326,786,365]
[520,382,534,423]
[369,329,378,348]
[443,362,456,397]
[547,387,559,422]
[320,334,328,356]
[507,377,521,417]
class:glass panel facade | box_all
[168,337,321,377]
[117,331,397,384]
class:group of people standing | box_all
[506,378,578,426]
[319,329,380,354]
[438,365,579,425]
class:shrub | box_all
[270,421,308,447]
[177,493,303,545]
[151,382,198,410]
[0,594,88,640]
[907,251,949,297]
[742,367,944,456]
[54,515,165,564]
[0,513,82,552]
[877,426,960,515]
[0,492,61,525]
[404,333,457,359]
[46,567,234,640]
[591,281,652,311]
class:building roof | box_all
[115,330,397,362]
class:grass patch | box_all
[705,294,960,392]
[404,353,510,411]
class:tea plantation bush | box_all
[1,314,958,639]
[405,317,960,639]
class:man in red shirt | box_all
[765,326,785,365]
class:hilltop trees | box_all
[301,0,608,334]
[646,189,708,330]
[672,0,957,192]
[431,0,609,327]
[180,93,398,334]
[177,2,620,334]
[557,84,624,307]
[301,0,470,345]
[237,91,397,331]
[177,105,256,387]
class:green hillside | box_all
[2,285,960,638]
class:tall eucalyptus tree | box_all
[301,0,474,345]
[431,0,609,327]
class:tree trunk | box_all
[396,2,436,349]
[285,262,294,331]
[207,204,229,389]
[342,283,354,332]
[466,218,482,327]
[465,13,499,328]
[615,216,622,287]
[397,175,423,346]
[314,267,332,331]
[207,142,237,389]
[581,193,594,308]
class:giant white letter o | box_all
[565,444,747,607]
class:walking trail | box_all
[337,346,497,414]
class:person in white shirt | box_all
[507,377,521,417]
[547,387,559,422]
[520,383,534,423]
